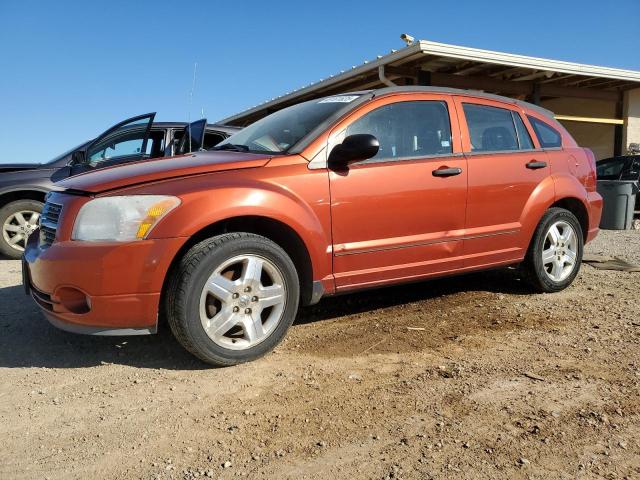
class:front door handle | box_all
[432,167,462,177]
[526,160,547,169]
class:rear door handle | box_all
[432,167,462,177]
[526,160,547,169]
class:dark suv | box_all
[0,114,238,258]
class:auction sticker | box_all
[318,95,360,103]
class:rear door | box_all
[328,93,468,290]
[71,113,156,175]
[453,96,549,266]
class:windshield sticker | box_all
[318,95,360,104]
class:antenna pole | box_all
[188,62,198,153]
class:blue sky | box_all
[1,0,639,163]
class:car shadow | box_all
[0,268,529,370]
[297,268,529,325]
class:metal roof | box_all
[219,39,640,126]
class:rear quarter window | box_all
[527,116,562,148]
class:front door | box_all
[70,113,155,175]
[328,95,468,290]
[453,97,550,266]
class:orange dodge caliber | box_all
[23,87,602,366]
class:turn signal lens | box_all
[136,199,180,239]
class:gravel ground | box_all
[0,230,639,479]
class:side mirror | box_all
[328,134,379,167]
[70,150,86,165]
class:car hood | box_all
[0,162,44,173]
[57,151,273,194]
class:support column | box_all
[622,87,640,153]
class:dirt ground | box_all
[1,230,639,480]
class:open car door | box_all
[175,119,207,155]
[70,113,156,175]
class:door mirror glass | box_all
[329,134,379,167]
[175,119,207,155]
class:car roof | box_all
[152,122,241,134]
[353,86,555,119]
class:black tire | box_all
[0,199,43,259]
[165,233,300,366]
[521,207,583,293]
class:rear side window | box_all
[513,113,534,150]
[345,100,453,162]
[203,132,225,149]
[527,116,562,148]
[462,104,519,152]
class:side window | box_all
[596,158,626,180]
[527,116,562,148]
[462,103,519,152]
[88,135,148,163]
[512,112,534,149]
[203,132,226,150]
[345,101,453,162]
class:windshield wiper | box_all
[212,143,250,152]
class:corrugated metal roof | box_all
[219,39,640,125]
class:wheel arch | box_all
[160,215,317,313]
[549,197,589,242]
[0,189,47,208]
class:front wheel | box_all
[0,199,43,259]
[165,233,300,366]
[521,207,583,293]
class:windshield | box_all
[215,95,363,154]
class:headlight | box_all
[72,195,181,242]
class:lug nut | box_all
[232,306,239,312]
[232,293,239,299]
[244,286,251,293]
[252,296,258,302]
[244,308,252,314]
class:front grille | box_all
[39,201,62,247]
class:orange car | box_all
[23,87,602,366]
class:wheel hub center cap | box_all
[237,294,251,308]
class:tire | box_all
[521,207,583,293]
[0,199,43,259]
[165,233,300,366]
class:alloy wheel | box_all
[2,210,40,253]
[541,220,578,282]
[199,254,286,350]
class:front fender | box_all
[142,170,333,288]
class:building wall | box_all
[541,98,616,160]
[623,88,640,152]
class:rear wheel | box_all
[521,207,583,293]
[0,199,43,259]
[165,233,300,366]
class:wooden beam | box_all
[555,115,624,125]
[539,73,577,84]
[384,65,418,78]
[428,72,620,101]
[539,83,619,101]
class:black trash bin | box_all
[597,180,639,230]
